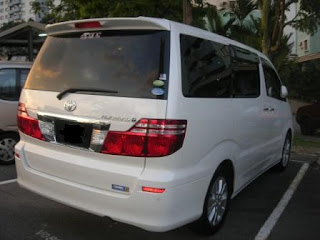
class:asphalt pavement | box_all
[1,157,319,240]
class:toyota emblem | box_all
[64,100,77,112]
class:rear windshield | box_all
[25,30,170,99]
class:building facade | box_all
[0,0,48,27]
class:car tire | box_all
[0,132,19,165]
[191,169,231,235]
[300,118,315,136]
[276,133,291,171]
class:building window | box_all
[304,40,308,50]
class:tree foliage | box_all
[204,5,232,35]
[281,60,320,102]
[32,0,188,24]
[261,0,320,56]
[204,0,262,51]
[287,0,320,35]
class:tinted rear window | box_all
[180,35,232,98]
[180,34,260,99]
[25,30,170,99]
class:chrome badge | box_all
[64,100,77,112]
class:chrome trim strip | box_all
[148,124,186,129]
[37,112,111,125]
[148,129,185,135]
[37,112,110,153]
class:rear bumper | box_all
[15,153,210,232]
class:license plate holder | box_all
[55,120,93,149]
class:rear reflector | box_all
[101,119,187,157]
[142,187,165,193]
[17,103,44,140]
[75,21,102,28]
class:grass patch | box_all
[292,134,320,155]
[293,135,320,149]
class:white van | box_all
[15,17,293,234]
[0,61,31,164]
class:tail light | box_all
[17,103,44,140]
[101,119,187,157]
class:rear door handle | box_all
[263,107,275,112]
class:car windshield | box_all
[25,30,170,99]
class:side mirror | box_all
[280,86,288,99]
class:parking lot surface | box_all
[0,159,319,240]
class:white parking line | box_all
[0,179,17,185]
[255,163,309,240]
[291,159,308,163]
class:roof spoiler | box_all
[45,17,171,36]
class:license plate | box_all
[55,120,93,148]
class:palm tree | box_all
[222,0,260,48]
[204,4,234,36]
[203,0,294,72]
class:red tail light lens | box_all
[103,132,146,156]
[101,119,187,157]
[17,103,44,140]
[142,187,165,193]
[75,21,102,28]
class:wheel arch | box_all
[215,159,235,196]
[287,128,293,141]
[0,130,19,137]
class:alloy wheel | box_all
[282,138,291,167]
[0,138,17,162]
[207,176,228,226]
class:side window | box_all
[262,62,282,100]
[0,68,18,101]
[0,68,29,101]
[231,46,260,98]
[19,68,30,88]
[180,34,232,98]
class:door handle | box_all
[263,107,275,112]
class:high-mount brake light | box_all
[101,119,187,157]
[75,21,102,28]
[17,103,44,140]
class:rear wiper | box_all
[57,88,118,100]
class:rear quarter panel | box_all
[147,25,239,193]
